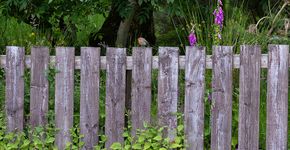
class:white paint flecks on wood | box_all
[5,46,25,132]
[80,47,100,150]
[211,46,233,150]
[184,46,206,150]
[105,48,126,149]
[30,47,49,128]
[238,45,261,150]
[266,45,289,150]
[158,47,179,142]
[131,47,152,136]
[55,47,75,150]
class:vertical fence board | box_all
[5,46,25,132]
[30,47,49,127]
[184,46,206,150]
[238,45,261,150]
[131,47,152,136]
[105,48,126,148]
[80,47,100,149]
[158,47,179,141]
[266,45,289,150]
[55,47,75,150]
[211,46,233,150]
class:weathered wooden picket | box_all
[3,45,289,150]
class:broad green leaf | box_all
[177,125,184,132]
[144,142,151,149]
[124,145,131,150]
[170,143,181,148]
[137,136,145,143]
[21,139,30,148]
[46,137,55,143]
[122,132,129,137]
[132,143,142,149]
[110,143,122,150]
[158,127,164,132]
[175,136,182,144]
[153,135,162,141]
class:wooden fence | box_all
[3,45,289,150]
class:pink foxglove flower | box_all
[213,6,224,29]
[188,32,197,46]
[213,0,224,44]
[218,0,222,6]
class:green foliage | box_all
[0,111,186,150]
[109,125,185,150]
[0,116,58,150]
[0,16,50,54]
[1,0,108,48]
[65,125,84,150]
[170,0,290,53]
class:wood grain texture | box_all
[55,47,75,150]
[211,46,233,150]
[158,47,179,141]
[80,47,100,150]
[5,46,25,132]
[238,45,261,150]
[266,45,289,150]
[131,47,152,136]
[105,48,126,149]
[0,53,285,69]
[184,46,206,150]
[30,47,49,128]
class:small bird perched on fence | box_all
[138,37,150,47]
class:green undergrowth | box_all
[0,114,186,150]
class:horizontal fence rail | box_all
[2,53,290,69]
[3,45,289,150]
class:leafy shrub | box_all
[108,124,185,150]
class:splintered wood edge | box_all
[0,54,284,69]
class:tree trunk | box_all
[89,0,122,48]
[89,1,155,48]
[115,0,137,47]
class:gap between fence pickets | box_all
[0,54,285,69]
